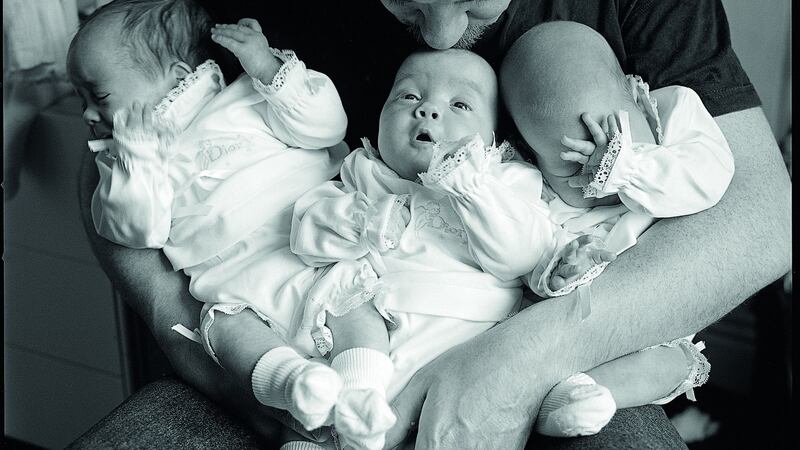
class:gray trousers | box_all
[68,378,687,449]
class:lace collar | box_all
[152,60,226,133]
[360,135,519,187]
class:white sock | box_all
[536,372,617,437]
[331,348,396,450]
[251,347,342,430]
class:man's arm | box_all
[386,107,791,448]
[78,151,287,441]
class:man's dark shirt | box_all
[198,1,759,147]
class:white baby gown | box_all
[291,135,564,399]
[90,51,348,352]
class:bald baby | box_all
[378,49,499,180]
[501,21,656,207]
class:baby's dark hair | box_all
[70,0,213,79]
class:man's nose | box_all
[414,101,440,120]
[422,7,467,49]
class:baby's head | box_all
[378,49,498,180]
[67,0,213,138]
[501,21,653,203]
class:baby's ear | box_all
[169,61,193,81]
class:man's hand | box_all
[384,304,577,450]
[386,349,534,449]
[211,19,281,84]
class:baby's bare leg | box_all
[537,337,709,437]
[588,345,690,408]
[209,309,288,386]
[326,302,390,358]
[326,303,396,450]
[208,309,342,432]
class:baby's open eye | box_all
[452,101,472,111]
[401,93,420,101]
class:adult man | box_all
[77,1,789,448]
[374,1,790,448]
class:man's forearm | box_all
[514,107,791,379]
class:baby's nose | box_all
[414,102,440,120]
[82,107,102,126]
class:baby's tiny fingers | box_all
[581,113,607,146]
[608,114,620,135]
[237,18,262,32]
[590,248,617,264]
[560,150,589,164]
[141,103,152,126]
[550,275,567,291]
[561,136,596,155]
[211,26,247,42]
[567,173,592,188]
[127,101,143,127]
[562,240,580,265]
[211,34,243,52]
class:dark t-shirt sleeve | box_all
[620,0,760,116]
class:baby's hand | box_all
[112,102,176,157]
[560,112,621,188]
[549,235,616,291]
[211,19,280,84]
[112,101,161,140]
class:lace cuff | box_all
[251,48,301,95]
[541,258,610,298]
[583,75,664,198]
[582,110,635,198]
[360,194,410,254]
[419,133,501,195]
[304,260,382,356]
[648,338,711,404]
[153,60,222,118]
[627,74,664,144]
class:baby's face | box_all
[378,50,497,180]
[68,22,176,139]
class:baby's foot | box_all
[330,348,396,450]
[289,362,343,430]
[252,347,342,431]
[335,388,396,450]
[535,373,616,437]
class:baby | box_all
[500,21,734,437]
[291,30,734,444]
[289,49,614,449]
[68,0,358,438]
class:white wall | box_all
[722,0,792,141]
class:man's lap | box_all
[68,377,686,449]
